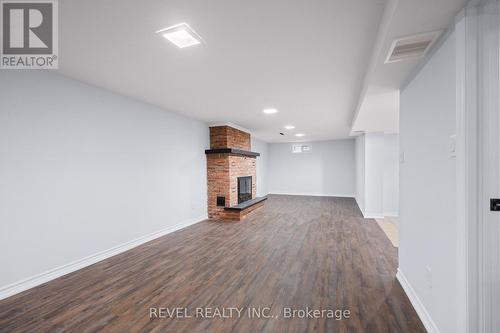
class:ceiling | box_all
[58,0,386,142]
[58,0,466,143]
[351,0,468,135]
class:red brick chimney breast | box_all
[209,126,251,150]
[206,126,262,220]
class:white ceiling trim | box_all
[349,0,399,134]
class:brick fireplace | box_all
[205,125,267,221]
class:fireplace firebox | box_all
[237,176,252,204]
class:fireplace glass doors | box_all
[237,176,252,204]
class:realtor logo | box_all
[1,0,58,69]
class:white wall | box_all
[364,132,385,217]
[355,135,365,214]
[268,139,355,197]
[355,133,398,218]
[251,138,269,197]
[399,30,458,333]
[383,134,399,216]
[0,71,209,292]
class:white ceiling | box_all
[351,0,467,135]
[58,0,466,143]
[58,0,386,143]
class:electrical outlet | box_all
[399,152,405,164]
[425,266,432,289]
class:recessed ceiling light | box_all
[156,23,203,48]
[263,108,278,114]
[284,125,295,130]
[295,133,305,137]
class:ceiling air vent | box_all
[385,31,442,63]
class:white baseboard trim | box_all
[354,197,365,215]
[363,213,385,219]
[396,268,440,333]
[0,215,207,301]
[269,192,355,198]
[383,212,399,217]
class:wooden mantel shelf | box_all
[205,148,260,157]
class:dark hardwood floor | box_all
[0,195,425,333]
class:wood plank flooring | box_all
[0,195,425,332]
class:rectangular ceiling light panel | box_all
[156,23,204,48]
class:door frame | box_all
[456,1,499,332]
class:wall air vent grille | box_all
[385,31,442,63]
